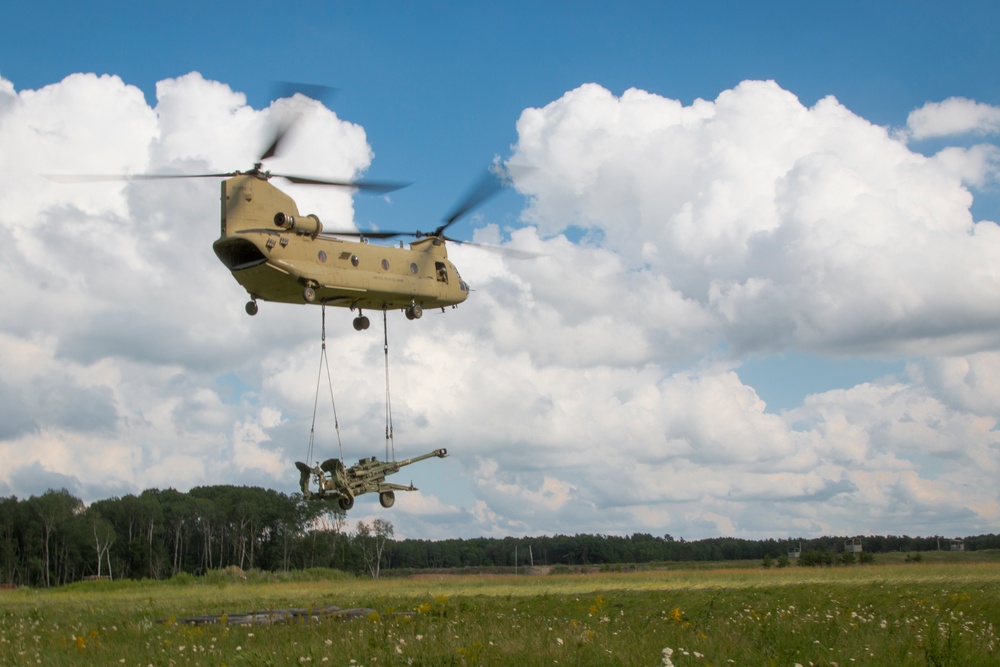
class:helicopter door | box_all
[435,261,448,284]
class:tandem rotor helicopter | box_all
[50,92,526,331]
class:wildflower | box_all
[557,638,563,645]
[670,607,684,623]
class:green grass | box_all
[2,559,999,665]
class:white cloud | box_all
[907,97,1000,140]
[509,80,1000,357]
[930,144,1000,190]
[2,73,999,541]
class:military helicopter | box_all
[49,97,519,331]
[212,158,494,330]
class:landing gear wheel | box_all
[245,300,259,316]
[338,495,354,511]
[303,286,316,303]
[353,316,370,331]
[405,304,423,320]
[379,491,395,508]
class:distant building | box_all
[845,537,863,553]
[788,544,801,559]
[950,539,965,552]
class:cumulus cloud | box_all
[907,97,1000,140]
[2,72,999,541]
[510,81,1000,357]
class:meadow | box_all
[1,554,998,666]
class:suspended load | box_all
[296,448,448,511]
[296,305,449,511]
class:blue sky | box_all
[2,1,999,541]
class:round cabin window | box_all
[381,259,390,271]
[410,262,418,274]
[350,255,359,267]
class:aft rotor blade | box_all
[445,237,545,260]
[437,169,504,235]
[320,229,414,240]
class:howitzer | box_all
[296,448,448,511]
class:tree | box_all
[85,508,115,579]
[354,518,393,579]
[29,489,84,587]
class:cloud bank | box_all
[1,73,998,541]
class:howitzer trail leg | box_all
[295,462,312,496]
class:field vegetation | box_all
[2,554,998,666]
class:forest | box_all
[2,486,997,587]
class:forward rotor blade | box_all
[280,174,410,193]
[260,83,338,162]
[259,119,294,162]
[44,172,235,183]
[274,81,338,104]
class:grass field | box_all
[2,555,998,666]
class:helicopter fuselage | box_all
[212,174,470,318]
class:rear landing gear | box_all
[245,299,259,316]
[405,303,423,320]
[353,314,371,331]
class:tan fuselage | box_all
[212,174,469,313]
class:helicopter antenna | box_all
[308,305,345,466]
[383,307,396,463]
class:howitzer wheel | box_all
[338,495,354,511]
[379,491,395,508]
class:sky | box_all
[2,1,999,542]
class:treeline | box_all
[387,532,1000,570]
[2,486,998,587]
[0,487,356,587]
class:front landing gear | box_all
[245,299,259,316]
[353,314,371,331]
[405,303,423,320]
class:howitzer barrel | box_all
[397,448,448,468]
